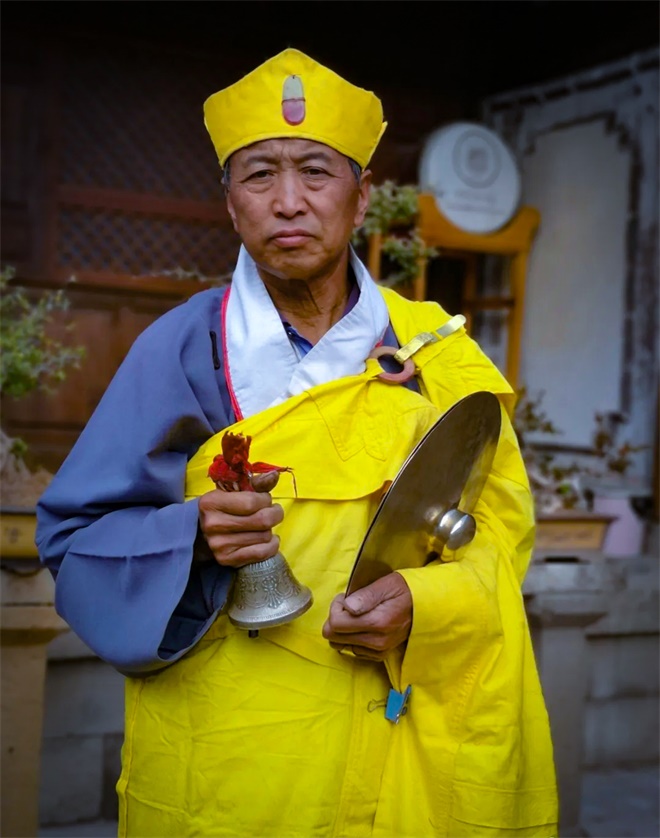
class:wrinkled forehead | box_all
[228,137,349,170]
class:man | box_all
[37,48,558,837]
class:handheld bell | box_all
[224,468,312,636]
[227,551,313,636]
[209,433,313,635]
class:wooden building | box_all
[1,5,658,835]
[3,1,657,473]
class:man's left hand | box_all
[321,573,412,661]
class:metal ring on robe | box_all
[369,345,416,383]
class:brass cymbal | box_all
[345,391,501,595]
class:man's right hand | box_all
[198,489,284,568]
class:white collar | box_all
[223,245,390,419]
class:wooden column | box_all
[506,249,530,391]
[413,195,541,389]
[367,232,382,280]
[1,509,69,837]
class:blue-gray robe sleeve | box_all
[35,288,235,676]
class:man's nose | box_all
[272,173,307,217]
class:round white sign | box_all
[418,122,522,234]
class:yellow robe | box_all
[118,288,558,837]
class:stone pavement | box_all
[38,765,659,838]
[580,766,659,838]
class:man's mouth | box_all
[270,230,313,247]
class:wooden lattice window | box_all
[58,207,238,279]
[51,36,237,285]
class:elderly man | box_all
[36,49,558,837]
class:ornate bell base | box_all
[227,552,313,632]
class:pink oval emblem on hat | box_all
[282,75,305,125]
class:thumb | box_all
[344,584,383,616]
[250,470,280,493]
[344,573,408,616]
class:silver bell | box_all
[227,551,313,636]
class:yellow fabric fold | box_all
[186,359,442,501]
[120,290,557,837]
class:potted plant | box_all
[0,265,86,551]
[581,412,651,557]
[352,180,438,293]
[513,387,582,511]
[0,266,87,838]
[512,387,615,555]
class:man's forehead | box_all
[231,138,344,166]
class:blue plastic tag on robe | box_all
[385,684,411,723]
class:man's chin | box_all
[258,253,326,282]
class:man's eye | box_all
[247,170,272,180]
[304,167,327,176]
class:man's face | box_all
[225,138,371,282]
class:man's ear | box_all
[354,169,372,228]
[225,191,239,234]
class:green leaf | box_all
[0,265,86,399]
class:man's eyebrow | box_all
[241,150,336,167]
[294,151,334,164]
[241,153,278,167]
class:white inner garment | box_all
[224,245,390,419]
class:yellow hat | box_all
[203,48,387,169]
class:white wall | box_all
[521,119,629,446]
[482,49,659,484]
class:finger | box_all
[324,607,382,635]
[327,628,405,657]
[200,489,274,516]
[343,586,384,616]
[331,592,347,606]
[211,534,281,568]
[329,642,387,661]
[322,594,365,638]
[206,529,274,550]
[348,645,386,661]
[343,572,409,616]
[326,629,389,651]
[202,504,284,534]
[328,593,347,619]
[250,471,280,493]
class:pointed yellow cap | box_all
[203,48,387,169]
